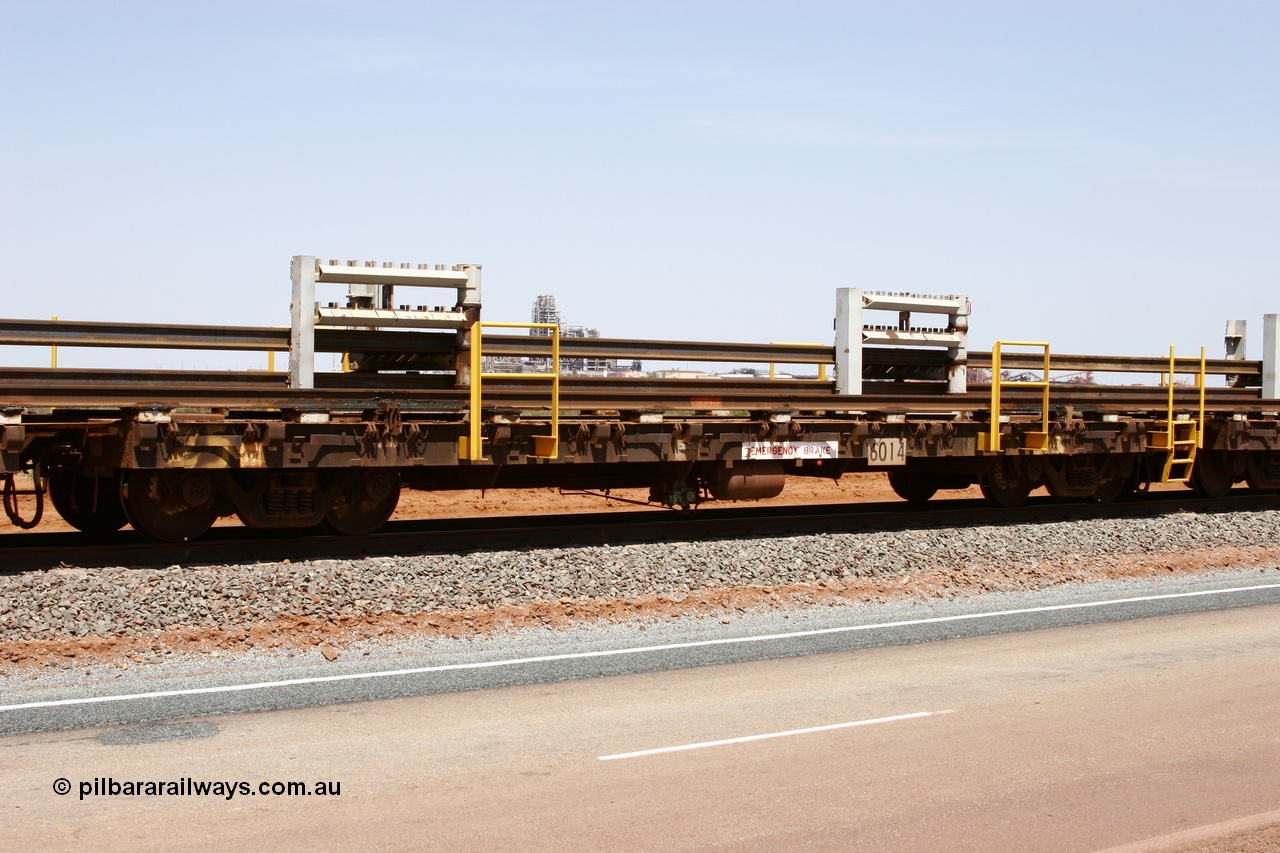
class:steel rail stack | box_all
[0,254,1277,542]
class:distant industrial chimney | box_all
[531,294,561,335]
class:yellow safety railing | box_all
[465,322,560,462]
[1150,345,1205,483]
[980,341,1050,453]
[50,315,58,368]
[768,343,829,381]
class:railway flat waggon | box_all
[1,255,1277,541]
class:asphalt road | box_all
[5,596,1280,851]
[4,571,1280,735]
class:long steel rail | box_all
[0,318,1267,414]
[0,318,1261,377]
[0,381,1259,414]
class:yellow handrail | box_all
[1161,345,1206,445]
[768,343,830,381]
[983,341,1050,453]
[467,322,560,462]
[1154,345,1207,482]
[1198,346,1206,444]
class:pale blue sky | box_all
[2,2,1276,371]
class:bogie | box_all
[323,470,402,536]
[47,468,129,534]
[979,458,1038,508]
[122,470,218,543]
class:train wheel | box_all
[1090,458,1138,504]
[1245,452,1280,490]
[123,470,217,542]
[48,469,129,533]
[323,470,400,536]
[887,471,937,504]
[1190,451,1240,499]
[979,459,1033,508]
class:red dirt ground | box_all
[0,470,1196,536]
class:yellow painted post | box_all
[469,323,483,461]
[1197,345,1206,448]
[985,341,1051,452]
[988,343,1002,452]
[50,315,58,368]
[548,326,560,459]
[466,321,560,460]
[1158,346,1177,482]
[268,350,276,372]
[769,343,830,382]
[1039,344,1051,441]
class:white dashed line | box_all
[597,710,941,761]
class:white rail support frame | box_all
[1225,320,1247,360]
[290,256,318,389]
[1264,314,1279,400]
[834,288,971,396]
[289,255,482,389]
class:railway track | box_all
[3,489,1276,575]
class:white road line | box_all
[2,581,1278,714]
[597,710,937,761]
[1093,806,1280,853]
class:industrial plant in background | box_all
[482,294,643,376]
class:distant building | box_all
[479,295,650,376]
[515,294,624,375]
[530,294,561,335]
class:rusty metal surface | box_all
[3,317,1264,379]
[0,367,289,387]
[0,373,1259,413]
[0,319,288,351]
[0,316,1269,416]
[968,351,1261,378]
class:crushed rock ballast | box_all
[2,509,1279,668]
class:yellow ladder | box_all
[979,341,1050,453]
[463,321,560,462]
[1150,346,1205,483]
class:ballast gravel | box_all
[2,509,1279,646]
